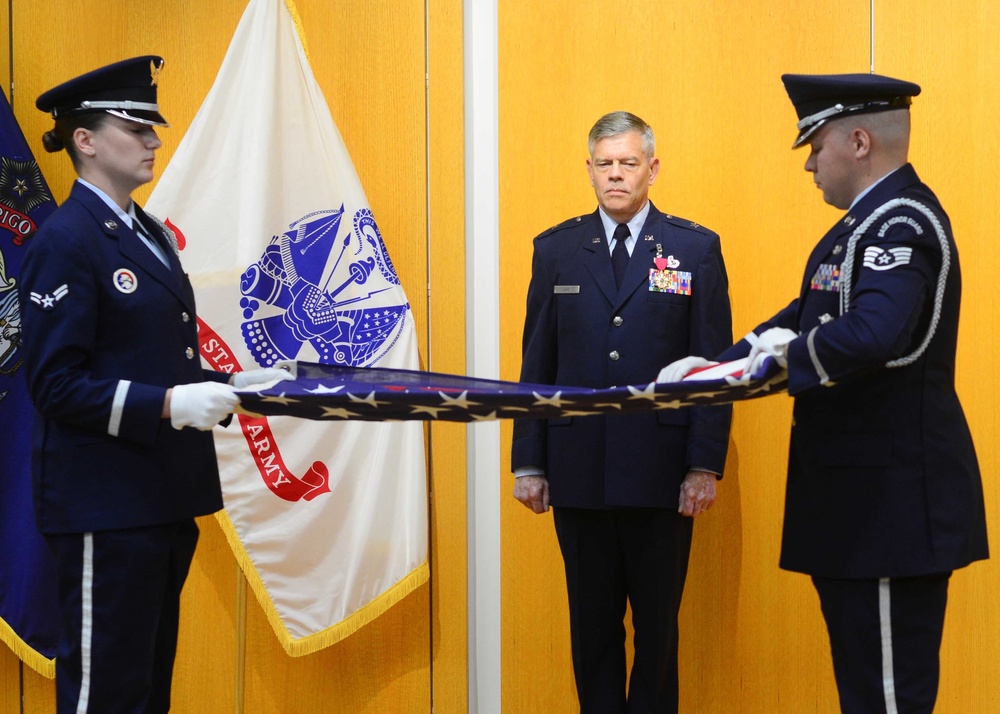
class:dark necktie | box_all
[611,223,630,288]
[134,218,170,268]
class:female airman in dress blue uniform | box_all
[20,56,285,713]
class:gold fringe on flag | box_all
[215,510,429,657]
[0,617,55,679]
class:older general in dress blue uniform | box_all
[511,111,733,713]
[665,74,988,714]
[20,56,287,713]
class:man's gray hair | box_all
[588,111,655,158]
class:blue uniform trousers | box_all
[812,572,950,714]
[553,507,693,714]
[47,520,200,714]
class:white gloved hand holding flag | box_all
[656,356,717,383]
[230,366,295,389]
[743,327,798,375]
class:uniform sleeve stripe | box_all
[806,326,831,385]
[108,380,130,437]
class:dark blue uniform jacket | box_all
[19,182,227,534]
[718,164,988,578]
[511,202,733,509]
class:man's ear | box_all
[852,127,873,159]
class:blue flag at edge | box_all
[0,88,59,675]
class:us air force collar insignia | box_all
[105,219,118,231]
[832,244,843,255]
[644,234,654,241]
[113,268,138,293]
[842,214,856,226]
[819,313,833,324]
[29,284,68,310]
[592,236,602,244]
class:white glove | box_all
[170,382,240,430]
[656,356,717,383]
[744,327,798,373]
[229,367,294,389]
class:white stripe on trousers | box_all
[76,533,94,714]
[879,577,898,714]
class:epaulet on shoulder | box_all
[537,214,588,238]
[657,212,715,237]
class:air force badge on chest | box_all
[113,268,139,294]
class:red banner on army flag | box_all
[0,89,59,678]
[145,0,427,656]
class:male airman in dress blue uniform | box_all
[664,73,988,713]
[511,111,733,713]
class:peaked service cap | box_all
[781,72,920,148]
[36,55,168,127]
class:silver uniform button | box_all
[181,312,190,323]
[185,347,195,359]
[612,316,623,326]
[609,350,620,361]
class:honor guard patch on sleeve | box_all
[648,269,692,295]
[810,264,840,291]
[29,284,68,310]
[863,246,912,271]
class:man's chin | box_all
[600,197,633,214]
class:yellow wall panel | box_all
[0,648,17,713]
[172,516,238,714]
[20,670,55,714]
[427,0,469,710]
[0,3,8,101]
[242,583,431,713]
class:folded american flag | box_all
[236,357,787,423]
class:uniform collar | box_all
[76,178,136,229]
[597,201,651,252]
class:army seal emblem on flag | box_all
[238,206,408,369]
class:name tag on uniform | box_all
[553,285,580,294]
[810,264,840,291]
[648,269,692,295]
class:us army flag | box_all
[146,0,427,656]
[0,89,58,677]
